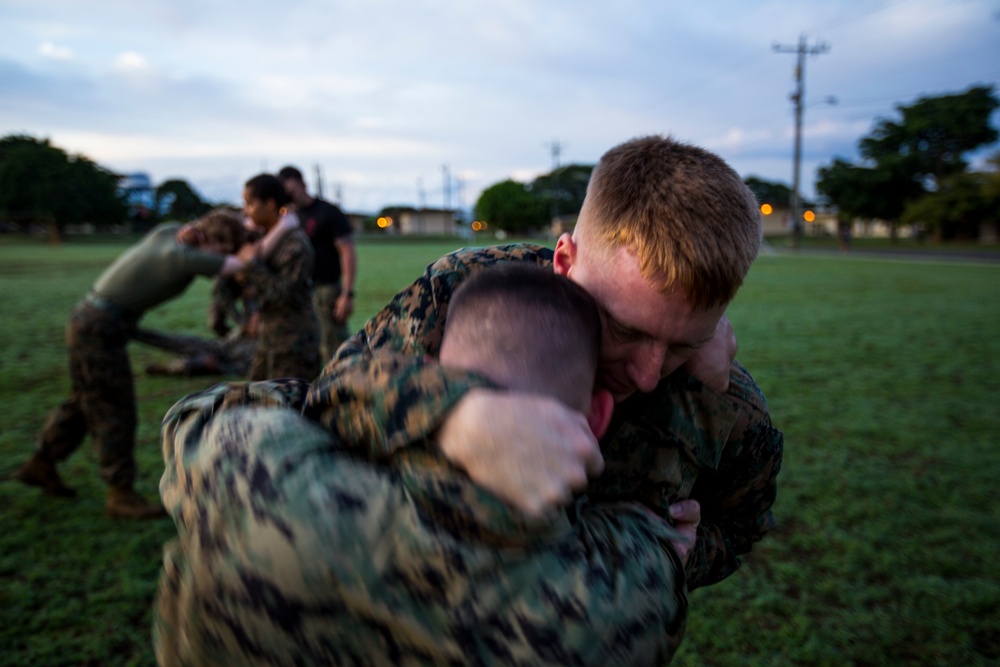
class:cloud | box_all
[1,0,997,210]
[113,51,149,72]
[38,41,73,60]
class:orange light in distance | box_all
[803,210,816,222]
[760,203,773,216]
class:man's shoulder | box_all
[309,198,347,218]
[432,243,554,274]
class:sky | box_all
[2,0,999,215]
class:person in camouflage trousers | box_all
[17,208,250,519]
[240,173,320,382]
[155,266,689,666]
[303,135,784,591]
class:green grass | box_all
[1,235,998,665]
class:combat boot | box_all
[105,486,167,519]
[15,454,77,497]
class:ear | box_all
[552,233,577,277]
[586,388,614,439]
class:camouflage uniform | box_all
[242,228,321,382]
[304,244,784,590]
[37,301,139,486]
[313,282,350,361]
[34,223,227,488]
[156,379,687,666]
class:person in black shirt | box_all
[278,166,357,363]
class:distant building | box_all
[342,212,370,234]
[383,207,458,235]
[549,213,579,238]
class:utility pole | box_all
[455,175,465,224]
[442,164,451,211]
[773,34,829,249]
[545,139,564,170]
[417,177,426,234]
[314,164,324,199]
[544,139,566,222]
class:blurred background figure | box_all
[137,273,258,378]
[279,165,357,363]
[240,173,320,381]
[16,207,248,519]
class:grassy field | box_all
[1,234,998,666]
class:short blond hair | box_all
[581,135,761,310]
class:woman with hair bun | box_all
[240,173,320,381]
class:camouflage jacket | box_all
[242,228,317,339]
[157,379,687,666]
[242,228,320,380]
[304,244,784,589]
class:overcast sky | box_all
[2,0,999,214]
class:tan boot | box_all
[15,455,77,498]
[105,486,167,520]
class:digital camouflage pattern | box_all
[304,244,784,590]
[156,379,688,666]
[36,301,138,487]
[242,228,321,382]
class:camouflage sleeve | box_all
[561,501,689,665]
[682,361,783,590]
[241,235,312,311]
[157,384,686,666]
[393,450,689,664]
[159,378,313,522]
[589,361,782,591]
[303,250,504,458]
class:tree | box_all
[0,134,126,239]
[817,158,924,235]
[816,85,999,239]
[901,170,1000,242]
[744,176,795,208]
[156,179,211,221]
[860,85,999,188]
[474,179,549,233]
[530,164,593,219]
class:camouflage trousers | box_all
[156,380,687,667]
[36,301,138,487]
[313,282,350,364]
[247,310,321,383]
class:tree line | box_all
[3,84,997,241]
[816,85,998,241]
[475,85,999,241]
[0,135,212,240]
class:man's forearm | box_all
[337,239,356,294]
